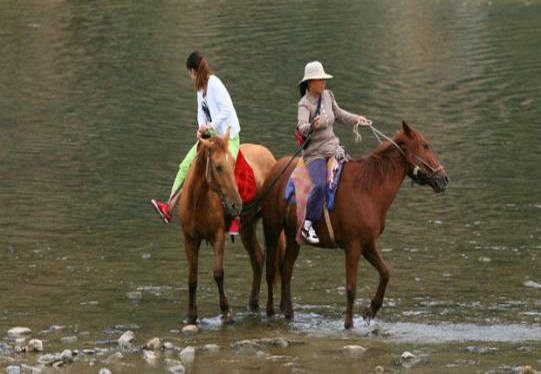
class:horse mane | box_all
[351,131,409,190]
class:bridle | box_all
[367,122,444,184]
[204,148,229,206]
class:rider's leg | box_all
[303,158,327,243]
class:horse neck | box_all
[184,151,212,210]
[357,143,409,214]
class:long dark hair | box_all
[299,81,308,97]
[186,51,212,94]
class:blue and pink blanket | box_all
[284,158,345,244]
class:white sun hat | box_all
[299,61,333,83]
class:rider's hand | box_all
[197,123,213,139]
[356,115,371,126]
[312,115,321,130]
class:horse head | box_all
[396,120,448,192]
[198,128,242,216]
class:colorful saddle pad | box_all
[284,157,345,243]
[235,150,257,204]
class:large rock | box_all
[27,339,44,352]
[168,365,186,374]
[179,346,195,366]
[7,327,32,339]
[118,330,135,349]
[163,342,177,351]
[14,338,27,348]
[401,351,417,361]
[341,345,367,357]
[47,325,65,333]
[20,364,42,374]
[60,349,73,363]
[145,337,162,351]
[6,366,21,374]
[105,352,124,362]
[60,336,78,344]
[38,353,59,366]
[6,365,21,374]
[204,344,220,353]
[181,325,198,336]
[142,350,158,365]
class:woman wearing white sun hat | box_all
[297,61,371,244]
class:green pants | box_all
[170,134,240,197]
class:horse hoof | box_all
[222,311,235,325]
[185,314,198,325]
[248,299,260,312]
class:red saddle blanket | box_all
[235,150,257,204]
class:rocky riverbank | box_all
[1,325,538,373]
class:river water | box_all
[1,0,540,373]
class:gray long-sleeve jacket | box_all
[297,90,359,164]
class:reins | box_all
[241,95,322,216]
[240,135,305,215]
[366,122,443,179]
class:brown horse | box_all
[178,130,278,324]
[261,121,448,329]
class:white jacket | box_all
[197,75,240,138]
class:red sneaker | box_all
[150,199,172,224]
[227,217,240,236]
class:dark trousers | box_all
[306,158,327,222]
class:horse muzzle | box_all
[431,171,449,193]
[224,199,242,217]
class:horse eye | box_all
[423,144,430,150]
[216,165,223,173]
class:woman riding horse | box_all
[296,61,371,244]
[151,51,241,235]
[262,121,448,329]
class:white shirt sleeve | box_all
[207,76,234,133]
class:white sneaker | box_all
[301,223,320,244]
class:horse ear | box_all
[402,120,414,137]
[223,126,231,145]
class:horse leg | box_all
[184,236,201,324]
[344,241,362,329]
[362,241,390,322]
[240,219,264,311]
[281,237,300,321]
[212,236,233,324]
[263,223,281,317]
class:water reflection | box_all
[1,0,540,372]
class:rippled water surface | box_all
[1,0,540,373]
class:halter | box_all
[366,122,444,181]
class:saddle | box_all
[284,157,345,244]
[235,150,256,204]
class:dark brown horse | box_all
[261,121,448,329]
[178,130,279,324]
